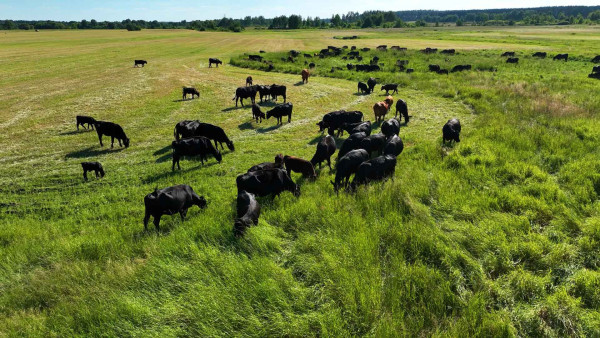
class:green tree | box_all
[588,10,600,21]
[288,15,302,29]
[362,16,373,28]
[2,20,16,30]
[331,14,342,27]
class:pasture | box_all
[1,26,600,336]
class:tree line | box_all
[2,6,600,32]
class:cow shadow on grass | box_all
[65,146,125,159]
[293,81,305,86]
[256,125,281,133]
[143,160,220,183]
[256,101,278,107]
[59,130,92,136]
[172,98,196,103]
[238,122,255,131]
[222,106,247,112]
[353,92,371,96]
[153,145,172,156]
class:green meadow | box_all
[1,26,600,336]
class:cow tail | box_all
[232,95,236,101]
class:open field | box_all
[1,26,600,336]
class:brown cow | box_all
[384,96,394,107]
[301,69,310,84]
[373,102,390,122]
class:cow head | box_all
[292,184,300,197]
[226,141,235,151]
[195,195,208,209]
[123,138,130,148]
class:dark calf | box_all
[95,121,129,148]
[251,104,266,123]
[532,52,547,58]
[395,99,409,124]
[209,58,223,67]
[234,191,261,237]
[310,135,336,170]
[501,51,515,57]
[284,155,316,179]
[248,154,284,172]
[381,119,400,137]
[429,64,441,72]
[76,115,96,130]
[506,58,519,64]
[442,118,462,143]
[553,54,568,61]
[381,84,398,95]
[143,185,207,231]
[183,87,200,100]
[266,103,293,124]
[81,162,104,181]
[246,76,253,86]
[134,60,147,67]
[357,81,369,94]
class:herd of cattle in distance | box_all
[71,54,465,236]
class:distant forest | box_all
[2,6,600,32]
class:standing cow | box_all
[143,185,207,231]
[301,69,310,84]
[209,58,223,67]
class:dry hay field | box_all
[1,26,600,336]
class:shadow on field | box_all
[238,122,255,130]
[65,146,124,159]
[293,81,305,86]
[222,106,246,112]
[256,101,277,107]
[256,125,281,133]
[309,134,325,145]
[353,92,371,96]
[153,145,172,156]
[172,98,196,103]
[59,130,91,136]
[143,161,220,182]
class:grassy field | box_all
[1,26,600,336]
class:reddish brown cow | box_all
[384,96,394,107]
[373,102,390,122]
[301,69,310,84]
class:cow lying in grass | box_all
[172,137,222,170]
[234,191,261,237]
[81,162,104,181]
[76,115,96,130]
[95,121,129,148]
[143,185,207,231]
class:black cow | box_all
[233,86,257,107]
[251,104,266,123]
[143,185,207,231]
[81,162,104,181]
[257,85,272,102]
[593,66,600,73]
[248,55,263,62]
[350,155,397,190]
[553,54,568,61]
[359,133,387,156]
[501,52,515,57]
[236,168,300,198]
[442,119,461,143]
[173,120,200,140]
[234,191,261,237]
[209,58,222,67]
[381,84,398,95]
[266,103,293,124]
[337,132,368,159]
[309,62,316,68]
[589,72,600,80]
[331,149,369,192]
[421,48,438,54]
[406,68,414,74]
[337,121,371,137]
[270,84,287,102]
[290,50,301,57]
[532,52,547,58]
[592,55,600,63]
[182,87,200,100]
[506,58,519,64]
[437,69,449,75]
[357,81,369,94]
[451,65,472,72]
[310,135,336,170]
[367,77,377,93]
[347,63,355,70]
[361,48,370,52]
[94,121,129,148]
[76,115,96,130]
[383,135,404,156]
[317,110,364,133]
[134,60,147,67]
[348,51,360,57]
[248,154,284,173]
[429,64,441,72]
[381,119,400,137]
[441,49,455,55]
[395,99,409,124]
[172,137,222,170]
[193,123,234,151]
[246,76,253,86]
[304,53,312,58]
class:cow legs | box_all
[110,136,115,148]
[98,134,103,147]
[83,170,88,181]
[77,122,80,131]
[95,170,100,178]
[118,139,122,147]
[143,211,151,230]
[327,157,332,170]
[288,114,291,123]
[179,209,187,221]
[153,216,161,231]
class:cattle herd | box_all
[74,47,600,236]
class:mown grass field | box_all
[1,26,600,336]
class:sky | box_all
[0,0,598,21]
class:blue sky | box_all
[1,0,597,21]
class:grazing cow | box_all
[251,104,266,123]
[259,50,266,53]
[377,45,387,51]
[248,154,284,173]
[337,121,371,137]
[373,102,390,122]
[287,56,295,63]
[384,135,404,156]
[589,72,600,80]
[94,121,129,148]
[396,60,409,67]
[429,64,441,72]
[361,48,371,52]
[248,55,263,62]
[553,54,568,61]
[304,53,312,58]
[143,185,207,231]
[395,99,409,124]
[193,123,235,151]
[381,84,399,95]
[290,50,301,57]
[173,120,200,140]
[347,63,355,70]
[302,69,310,83]
[381,119,400,137]
[406,68,414,73]
[451,65,472,72]
[442,119,461,143]
[257,85,272,102]
[309,62,315,68]
[208,58,222,67]
[310,135,336,170]
[532,52,547,58]
[266,103,293,124]
[592,66,600,73]
[367,77,377,93]
[348,51,360,57]
[234,191,261,236]
[357,81,369,94]
[182,87,200,100]
[421,48,438,54]
[331,149,370,192]
[359,133,387,156]
[134,60,147,67]
[284,155,316,179]
[236,168,300,198]
[270,84,287,102]
[81,162,104,181]
[246,76,253,86]
[350,155,397,190]
[171,137,222,170]
[338,132,368,159]
[441,49,455,55]
[76,115,96,130]
[317,110,364,133]
[506,57,519,64]
[437,69,449,75]
[592,55,600,63]
[233,86,257,107]
[501,51,515,57]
